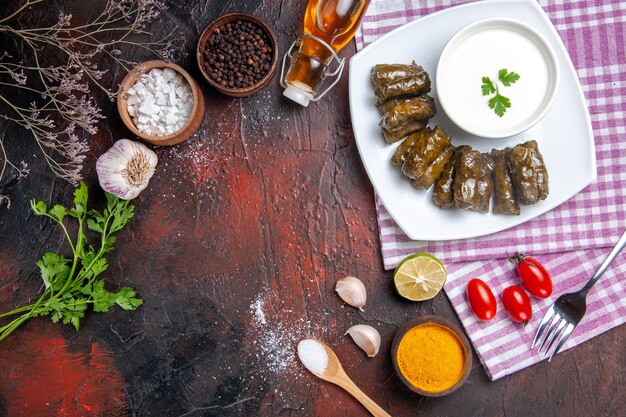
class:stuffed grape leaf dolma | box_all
[382,120,428,144]
[380,95,436,130]
[377,96,412,114]
[490,148,520,215]
[412,145,454,190]
[432,145,471,209]
[378,95,435,144]
[528,140,549,200]
[402,126,451,180]
[508,140,549,205]
[372,65,431,105]
[371,62,422,88]
[453,148,494,213]
[391,131,422,166]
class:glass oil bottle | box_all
[281,0,371,106]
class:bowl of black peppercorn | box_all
[197,13,278,97]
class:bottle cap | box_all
[283,85,313,107]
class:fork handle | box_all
[582,229,626,294]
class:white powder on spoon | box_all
[297,339,328,375]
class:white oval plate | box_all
[348,0,596,241]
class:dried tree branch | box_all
[0,0,185,198]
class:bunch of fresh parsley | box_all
[0,182,142,341]
[482,68,521,117]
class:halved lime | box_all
[393,253,447,301]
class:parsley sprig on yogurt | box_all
[481,69,521,117]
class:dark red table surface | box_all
[0,1,623,416]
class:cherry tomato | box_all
[466,278,497,321]
[514,254,553,298]
[502,285,532,323]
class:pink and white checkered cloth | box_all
[355,0,626,380]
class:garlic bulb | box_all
[96,139,158,200]
[346,324,381,357]
[335,276,367,311]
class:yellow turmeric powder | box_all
[396,322,466,392]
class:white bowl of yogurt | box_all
[436,18,559,139]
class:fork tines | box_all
[532,307,575,362]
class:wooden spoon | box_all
[298,339,392,417]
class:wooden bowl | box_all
[391,316,472,397]
[196,13,278,97]
[117,60,205,146]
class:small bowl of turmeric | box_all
[391,316,472,396]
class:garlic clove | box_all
[335,276,367,311]
[345,324,381,357]
[96,139,158,200]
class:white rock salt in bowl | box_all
[117,60,205,146]
[126,67,193,137]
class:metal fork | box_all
[532,229,626,361]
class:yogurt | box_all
[436,19,559,138]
